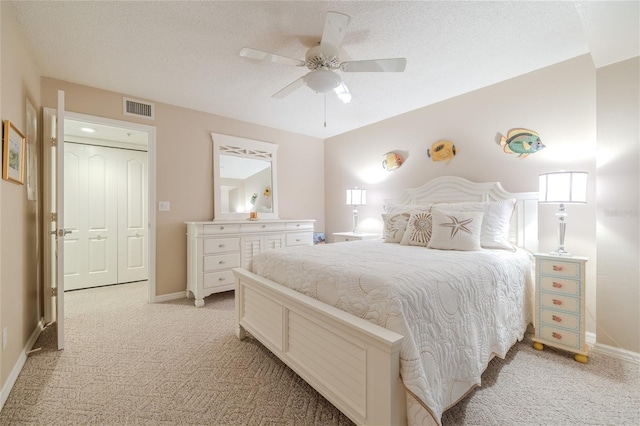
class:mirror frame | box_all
[212,133,279,220]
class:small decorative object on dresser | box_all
[533,253,589,363]
[185,219,314,307]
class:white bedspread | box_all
[250,239,534,424]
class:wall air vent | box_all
[123,97,155,120]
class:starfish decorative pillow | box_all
[428,208,484,251]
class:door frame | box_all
[43,108,157,309]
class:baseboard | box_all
[586,332,640,365]
[153,290,186,303]
[1,320,44,412]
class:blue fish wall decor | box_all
[499,128,545,159]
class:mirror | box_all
[212,133,279,220]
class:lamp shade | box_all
[538,171,588,204]
[346,188,366,206]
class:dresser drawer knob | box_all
[552,315,562,323]
[218,277,226,281]
[296,238,301,242]
[552,332,562,340]
[552,281,562,289]
[552,265,564,272]
[220,226,225,230]
[296,224,300,227]
[219,244,225,248]
[262,224,266,228]
[219,260,225,265]
[552,299,562,306]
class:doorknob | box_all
[50,229,72,237]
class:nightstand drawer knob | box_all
[552,315,562,323]
[552,332,563,340]
[552,281,563,289]
[552,299,562,306]
[552,265,564,272]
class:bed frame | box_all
[233,176,538,425]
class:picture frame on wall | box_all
[3,119,26,185]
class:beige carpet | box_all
[1,282,638,425]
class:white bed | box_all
[233,176,538,425]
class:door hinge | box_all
[51,212,57,222]
[51,137,57,147]
[51,287,58,297]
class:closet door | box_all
[117,150,148,283]
[64,144,118,290]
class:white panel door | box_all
[64,144,118,290]
[117,149,148,283]
[85,145,119,287]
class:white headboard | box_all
[384,176,538,252]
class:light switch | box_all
[158,201,170,212]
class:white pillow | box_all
[433,198,516,250]
[385,203,431,215]
[428,209,484,251]
[400,211,433,247]
[382,212,411,243]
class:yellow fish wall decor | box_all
[382,152,404,171]
[499,128,545,159]
[427,140,457,163]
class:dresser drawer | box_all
[203,223,241,234]
[203,237,240,254]
[539,258,580,278]
[540,292,580,313]
[539,309,580,330]
[538,325,581,350]
[203,253,240,272]
[241,222,286,233]
[203,270,235,289]
[286,232,313,246]
[286,221,314,231]
[539,276,580,296]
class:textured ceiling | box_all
[8,1,639,139]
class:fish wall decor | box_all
[427,140,457,163]
[382,151,404,171]
[499,128,545,158]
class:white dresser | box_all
[532,253,589,363]
[185,220,314,307]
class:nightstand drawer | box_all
[203,253,240,272]
[539,309,580,330]
[203,237,240,254]
[539,276,579,296]
[538,325,580,350]
[540,293,579,313]
[203,270,235,289]
[539,259,580,278]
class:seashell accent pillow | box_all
[400,211,433,247]
[427,209,484,251]
[382,212,411,243]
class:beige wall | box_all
[1,3,42,388]
[41,79,325,297]
[595,57,640,352]
[325,55,599,334]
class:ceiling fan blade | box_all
[341,58,407,72]
[240,47,305,67]
[333,82,352,103]
[320,11,351,57]
[272,76,306,98]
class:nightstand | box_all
[532,253,589,363]
[332,232,381,243]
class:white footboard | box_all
[233,267,406,426]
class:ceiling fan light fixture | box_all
[303,69,341,93]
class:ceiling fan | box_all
[239,11,407,104]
